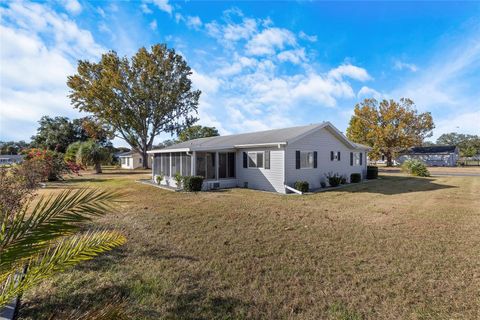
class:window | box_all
[126,158,130,166]
[219,152,236,178]
[121,158,126,165]
[354,152,361,165]
[337,151,341,161]
[248,152,264,168]
[300,151,314,168]
[264,150,270,169]
[139,157,142,164]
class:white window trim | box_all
[247,151,264,169]
[299,150,315,169]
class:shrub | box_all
[366,166,378,179]
[182,176,204,192]
[155,173,164,185]
[350,173,361,183]
[174,172,183,188]
[22,148,70,181]
[320,181,327,188]
[340,176,347,184]
[401,159,430,177]
[325,172,343,187]
[294,181,309,193]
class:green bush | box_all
[325,172,342,187]
[182,176,204,192]
[401,159,430,177]
[366,166,378,179]
[294,181,309,193]
[350,173,361,183]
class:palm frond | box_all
[0,230,126,307]
[0,188,122,273]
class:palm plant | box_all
[76,140,111,174]
[0,188,126,308]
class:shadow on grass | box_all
[338,175,457,195]
[163,274,252,320]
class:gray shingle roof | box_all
[407,146,458,154]
[148,122,369,153]
[155,123,323,151]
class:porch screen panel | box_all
[206,152,216,180]
[227,152,235,178]
[182,153,191,176]
[154,154,161,174]
[161,153,170,176]
[173,153,181,175]
[196,152,206,178]
[219,153,227,178]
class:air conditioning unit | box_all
[211,182,220,189]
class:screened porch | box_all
[152,151,236,182]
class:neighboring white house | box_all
[397,145,459,167]
[147,122,370,194]
[0,154,24,166]
[118,151,151,169]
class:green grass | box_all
[18,170,480,319]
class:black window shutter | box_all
[295,151,300,169]
[360,152,363,165]
[265,151,270,169]
[330,151,334,161]
[337,151,341,161]
[313,151,318,168]
[243,152,247,168]
[350,152,353,166]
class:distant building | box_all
[397,146,459,167]
[0,154,24,166]
[118,151,151,169]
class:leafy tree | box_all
[67,44,201,169]
[0,177,125,308]
[436,132,480,157]
[31,116,89,153]
[0,141,29,155]
[64,141,83,163]
[346,98,435,166]
[177,125,219,142]
[77,140,112,174]
[81,116,115,146]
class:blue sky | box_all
[1,0,479,146]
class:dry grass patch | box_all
[18,170,480,319]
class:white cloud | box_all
[393,60,418,72]
[0,1,104,140]
[150,19,157,31]
[64,0,82,15]
[328,64,372,82]
[357,86,383,99]
[299,31,317,42]
[277,48,306,64]
[432,110,480,140]
[245,27,296,56]
[186,16,202,29]
[150,0,173,14]
[140,3,152,14]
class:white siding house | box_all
[118,152,151,169]
[148,122,370,194]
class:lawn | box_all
[18,170,480,319]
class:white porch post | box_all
[169,152,172,178]
[191,151,196,176]
[151,154,155,181]
[215,152,219,180]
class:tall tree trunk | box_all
[142,150,149,169]
[95,162,102,174]
[386,152,393,167]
